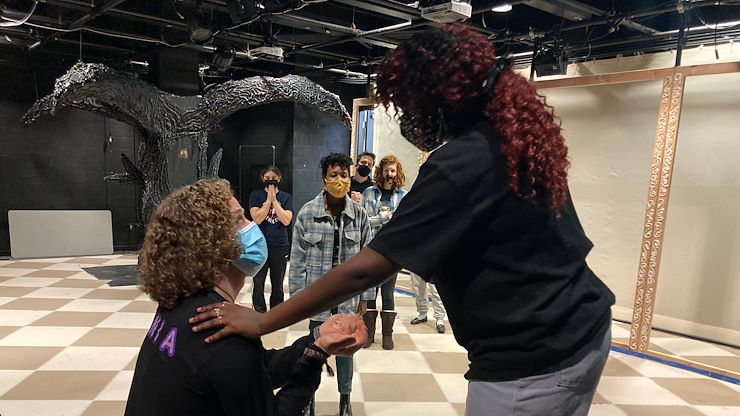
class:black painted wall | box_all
[0,58,363,257]
[207,102,295,209]
[292,103,351,212]
[0,84,142,257]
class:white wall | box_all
[539,48,740,345]
[367,44,740,345]
[542,80,661,320]
[372,105,424,189]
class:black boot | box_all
[362,310,378,348]
[380,310,397,350]
[339,393,353,416]
[302,396,315,416]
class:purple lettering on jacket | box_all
[159,327,178,358]
[146,314,162,341]
[153,317,166,342]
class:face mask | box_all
[262,179,279,187]
[231,222,267,277]
[356,165,371,177]
[324,178,350,199]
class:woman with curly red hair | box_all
[191,24,615,415]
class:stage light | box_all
[492,4,512,13]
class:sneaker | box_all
[436,321,446,333]
[410,315,428,325]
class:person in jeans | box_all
[361,155,408,350]
[289,153,375,416]
[248,166,293,312]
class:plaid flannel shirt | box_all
[289,192,376,322]
[361,186,408,230]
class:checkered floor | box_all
[0,255,738,416]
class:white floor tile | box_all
[0,277,62,288]
[40,263,84,271]
[40,347,139,371]
[57,299,130,313]
[23,287,94,299]
[596,376,688,405]
[0,310,52,326]
[0,326,91,347]
[97,313,155,329]
[650,338,737,357]
[0,400,91,416]
[95,370,135,400]
[411,334,467,353]
[354,350,431,374]
[0,370,33,396]
[363,402,456,416]
[314,369,364,402]
[433,373,468,403]
[0,269,34,278]
[588,404,629,416]
[615,354,704,378]
[694,406,740,416]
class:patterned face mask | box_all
[398,111,447,152]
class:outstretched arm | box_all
[191,246,399,343]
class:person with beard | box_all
[350,151,376,204]
[360,155,407,350]
[248,166,294,313]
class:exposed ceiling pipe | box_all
[286,20,422,56]
[489,0,724,44]
[330,0,421,21]
[39,0,365,62]
[523,0,657,34]
[36,0,127,48]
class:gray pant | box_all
[410,272,446,321]
[465,328,611,416]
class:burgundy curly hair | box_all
[375,24,569,214]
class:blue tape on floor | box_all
[395,286,739,385]
[610,345,740,385]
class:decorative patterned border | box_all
[630,70,686,351]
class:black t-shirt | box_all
[369,121,615,381]
[248,190,294,247]
[125,291,322,416]
[350,177,373,194]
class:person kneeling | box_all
[125,179,365,416]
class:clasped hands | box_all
[189,302,367,357]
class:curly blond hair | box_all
[138,179,241,309]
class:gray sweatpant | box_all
[465,328,611,416]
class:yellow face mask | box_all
[324,178,350,199]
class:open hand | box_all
[316,314,367,357]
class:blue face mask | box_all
[231,222,267,277]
